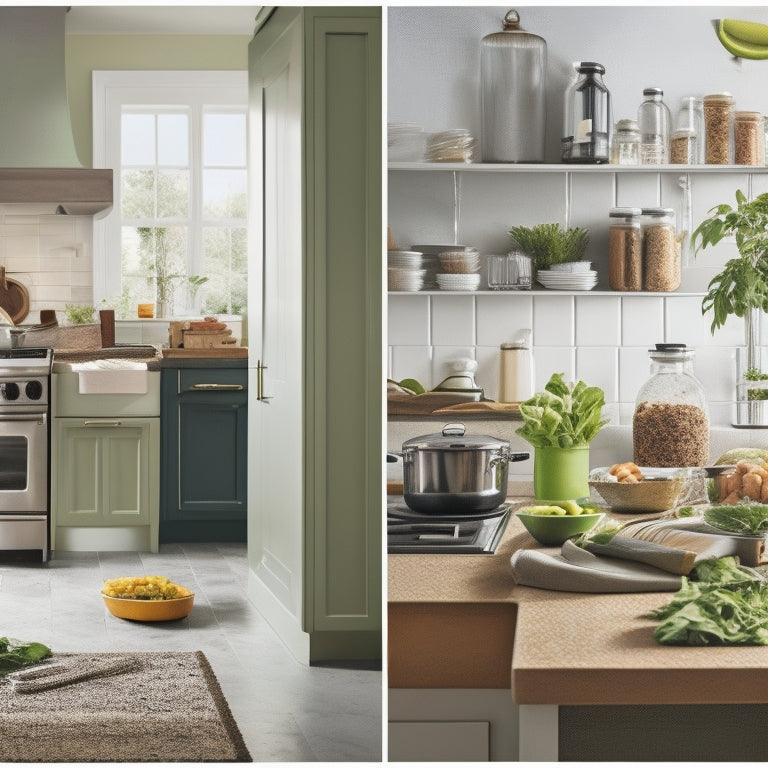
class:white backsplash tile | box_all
[390,345,433,386]
[475,344,500,400]
[388,293,431,346]
[533,345,575,390]
[575,346,618,401]
[431,294,475,346]
[476,293,532,347]
[532,294,574,346]
[615,171,659,208]
[575,295,621,346]
[694,344,736,404]
[621,296,663,346]
[431,345,476,388]
[619,346,651,404]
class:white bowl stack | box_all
[411,244,473,290]
[536,267,598,291]
[388,250,425,291]
[436,248,481,291]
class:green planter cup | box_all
[533,445,590,501]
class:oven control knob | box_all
[1,382,19,401]
[25,380,43,400]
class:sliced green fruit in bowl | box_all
[516,500,604,545]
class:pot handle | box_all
[489,450,530,469]
[387,452,402,463]
[441,423,466,437]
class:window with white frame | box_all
[93,71,248,319]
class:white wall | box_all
[387,5,768,435]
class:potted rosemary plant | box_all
[508,223,590,271]
[691,189,768,423]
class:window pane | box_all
[122,114,155,165]
[157,170,189,218]
[121,170,155,219]
[203,169,247,218]
[204,113,246,167]
[158,114,189,166]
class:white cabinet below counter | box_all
[50,372,160,553]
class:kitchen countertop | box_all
[389,499,768,706]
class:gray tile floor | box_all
[0,542,382,762]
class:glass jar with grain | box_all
[641,207,680,292]
[633,344,709,467]
[734,111,766,166]
[670,129,696,164]
[703,92,734,164]
[608,207,642,290]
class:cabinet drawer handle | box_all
[190,383,244,391]
[83,420,122,427]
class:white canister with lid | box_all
[498,330,534,403]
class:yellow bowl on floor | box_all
[102,593,194,622]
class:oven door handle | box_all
[0,412,47,425]
[83,420,122,427]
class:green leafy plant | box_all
[691,189,768,332]
[508,223,589,269]
[515,372,608,448]
[64,303,95,324]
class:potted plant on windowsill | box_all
[691,189,768,425]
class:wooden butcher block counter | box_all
[388,498,768,760]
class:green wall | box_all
[65,35,250,166]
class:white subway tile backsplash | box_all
[615,171,659,208]
[621,295,663,346]
[534,346,575,390]
[618,346,651,404]
[665,295,719,347]
[389,171,457,248]
[475,345,499,400]
[431,345,476,387]
[390,345,433,386]
[431,294,475,346]
[388,293,431,345]
[476,293,532,347]
[575,346,618,401]
[695,345,736,404]
[532,294,574,346]
[575,295,620,346]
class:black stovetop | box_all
[387,498,510,554]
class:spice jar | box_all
[608,207,642,290]
[633,344,709,467]
[641,207,680,292]
[610,119,640,165]
[703,92,734,164]
[734,111,766,166]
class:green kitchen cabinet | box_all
[160,365,247,543]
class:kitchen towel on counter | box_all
[510,541,684,592]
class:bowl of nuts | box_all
[588,463,705,513]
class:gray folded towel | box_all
[7,656,142,694]
[510,541,684,593]
[582,537,697,575]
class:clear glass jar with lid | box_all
[703,92,734,164]
[641,207,680,292]
[675,96,704,163]
[610,119,640,165]
[608,207,642,290]
[632,343,709,467]
[562,61,611,163]
[734,111,766,166]
[637,87,671,164]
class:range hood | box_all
[0,7,112,216]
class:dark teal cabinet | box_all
[160,365,247,542]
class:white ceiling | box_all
[65,5,263,36]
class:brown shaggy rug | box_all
[0,650,252,762]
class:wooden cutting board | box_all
[0,267,29,324]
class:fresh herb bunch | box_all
[691,189,768,333]
[703,502,768,536]
[508,223,589,270]
[64,303,95,324]
[515,372,608,448]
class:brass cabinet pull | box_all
[256,359,271,402]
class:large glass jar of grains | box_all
[608,207,642,290]
[734,111,766,165]
[641,207,680,292]
[633,344,709,467]
[703,92,734,164]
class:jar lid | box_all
[703,92,735,103]
[671,129,695,138]
[734,111,764,121]
[648,342,695,361]
[643,87,663,96]
[576,61,605,74]
[615,118,639,132]
[641,207,675,217]
[609,206,642,218]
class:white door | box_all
[247,11,307,659]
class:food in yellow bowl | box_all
[101,576,194,622]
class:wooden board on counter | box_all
[161,347,248,359]
[388,392,521,418]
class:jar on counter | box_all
[608,207,642,290]
[703,92,734,164]
[641,207,680,292]
[498,331,534,403]
[637,87,671,164]
[734,111,766,166]
[609,119,640,165]
[633,344,709,467]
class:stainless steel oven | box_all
[0,348,52,561]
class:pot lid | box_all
[402,423,510,451]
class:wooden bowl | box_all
[102,593,194,622]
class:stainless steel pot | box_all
[389,423,529,514]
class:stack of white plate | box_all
[388,123,427,162]
[436,273,481,291]
[438,249,480,274]
[411,244,474,290]
[388,250,425,291]
[426,129,474,163]
[536,269,598,291]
